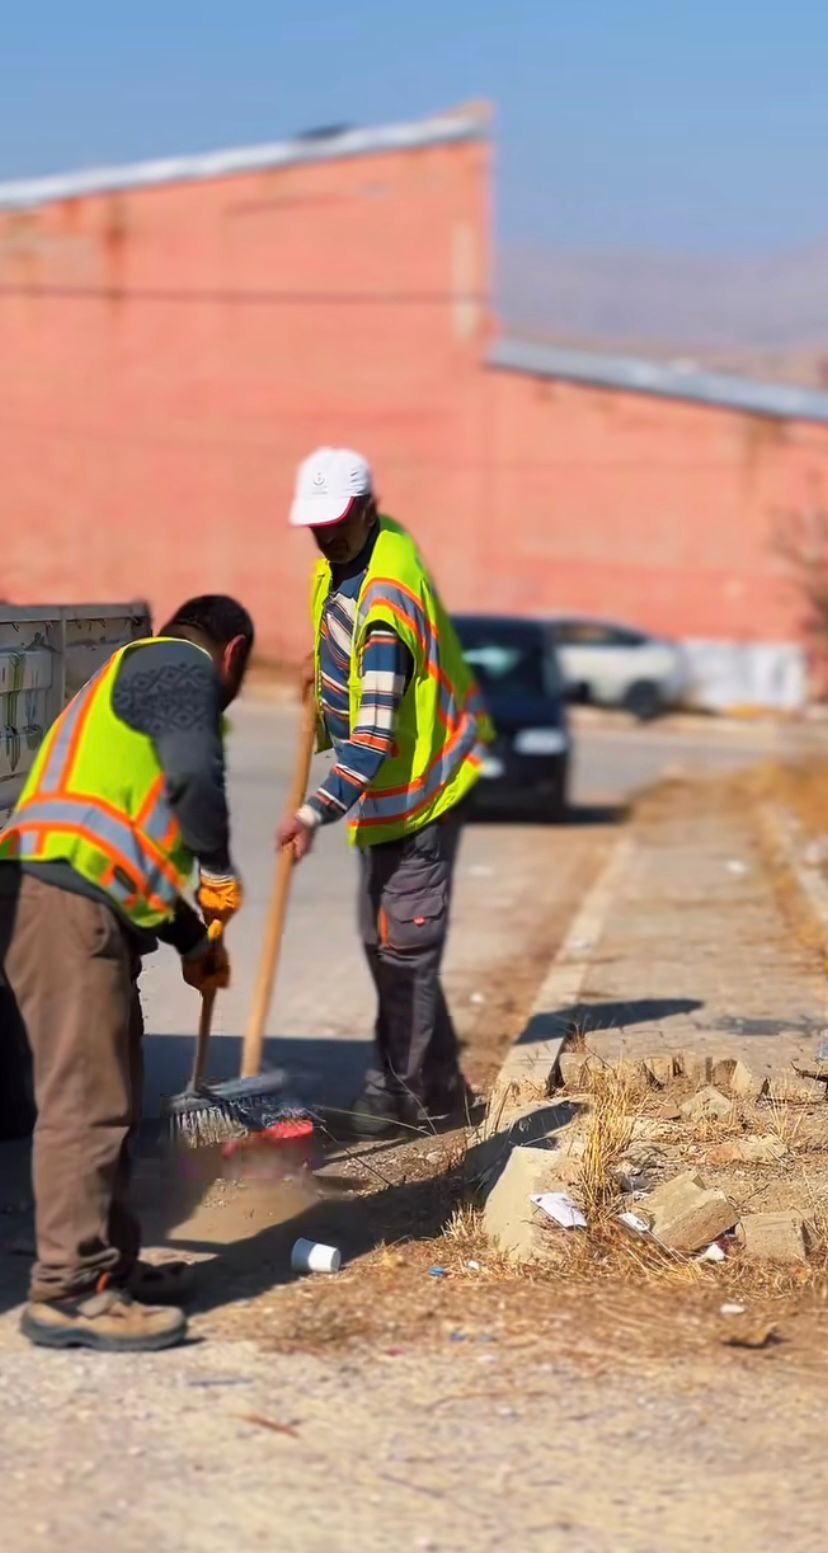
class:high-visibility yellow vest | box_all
[0,637,195,929]
[311,516,493,847]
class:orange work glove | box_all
[182,921,231,994]
[197,871,244,928]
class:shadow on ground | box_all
[515,997,704,1052]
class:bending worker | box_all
[0,595,252,1354]
[279,448,491,1137]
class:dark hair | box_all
[160,595,255,662]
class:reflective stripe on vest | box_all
[356,706,482,828]
[38,665,107,792]
[3,654,187,915]
[357,577,465,733]
[7,795,181,915]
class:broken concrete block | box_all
[556,1052,595,1089]
[727,1059,767,1101]
[710,1057,739,1090]
[630,1117,672,1142]
[680,1086,733,1123]
[707,1134,788,1165]
[642,1054,675,1089]
[737,1212,807,1263]
[643,1169,737,1253]
[611,1058,645,1088]
[676,1052,712,1086]
[483,1145,578,1263]
[766,1072,826,1104]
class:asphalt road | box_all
[138,696,792,1117]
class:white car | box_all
[547,616,687,720]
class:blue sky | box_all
[3,1,827,256]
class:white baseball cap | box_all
[289,446,373,528]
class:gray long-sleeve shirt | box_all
[17,638,233,956]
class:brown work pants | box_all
[0,873,143,1300]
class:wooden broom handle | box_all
[190,921,225,1089]
[241,692,317,1078]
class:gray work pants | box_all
[357,809,464,1102]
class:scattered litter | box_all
[450,1331,468,1342]
[569,937,593,952]
[726,859,749,876]
[290,1238,341,1274]
[817,1037,828,1065]
[467,864,494,879]
[617,1210,650,1236]
[697,1241,726,1264]
[469,992,486,1006]
[467,1259,482,1271]
[428,1266,448,1278]
[531,1192,587,1230]
[720,1302,746,1317]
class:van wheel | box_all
[624,680,662,721]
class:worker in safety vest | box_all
[278,449,492,1137]
[0,595,252,1353]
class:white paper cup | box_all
[291,1237,341,1274]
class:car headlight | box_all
[513,728,568,755]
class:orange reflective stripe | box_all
[363,714,471,802]
[60,790,184,894]
[365,575,436,630]
[57,660,118,794]
[370,597,430,661]
[134,773,166,829]
[10,819,169,917]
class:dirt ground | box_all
[6,772,828,1552]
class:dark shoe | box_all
[347,1091,402,1139]
[21,1285,187,1352]
[129,1258,196,1305]
[425,1073,482,1123]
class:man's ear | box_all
[223,633,248,679]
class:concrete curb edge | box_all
[490,831,636,1109]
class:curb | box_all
[490,831,635,1109]
[757,802,828,945]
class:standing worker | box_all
[0,595,253,1353]
[279,448,491,1136]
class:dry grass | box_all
[578,1065,639,1217]
[765,1096,808,1148]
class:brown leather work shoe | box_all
[21,1285,187,1352]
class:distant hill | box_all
[498,242,828,388]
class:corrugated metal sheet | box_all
[0,604,149,820]
[488,338,828,427]
[0,109,486,211]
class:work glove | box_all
[197,870,244,928]
[182,922,231,994]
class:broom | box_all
[166,692,318,1150]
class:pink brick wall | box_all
[2,128,827,660]
[480,369,828,642]
[0,135,490,660]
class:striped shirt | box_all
[299,533,412,828]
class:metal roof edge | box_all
[0,108,486,211]
[487,337,828,427]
